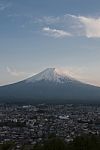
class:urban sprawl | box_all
[0,104,100,148]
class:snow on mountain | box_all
[26,68,77,84]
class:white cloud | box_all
[67,14,100,38]
[7,12,100,38]
[37,14,100,38]
[7,67,24,77]
[0,3,11,11]
[35,16,61,25]
[43,27,72,38]
[77,16,100,38]
[65,15,100,38]
[64,14,100,38]
[6,67,32,77]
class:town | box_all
[0,103,100,149]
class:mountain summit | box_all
[0,68,100,104]
[26,68,77,84]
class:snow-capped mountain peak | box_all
[26,68,76,83]
[1,68,100,104]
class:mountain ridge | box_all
[0,68,100,104]
[26,68,81,84]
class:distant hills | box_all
[0,68,100,104]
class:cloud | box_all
[37,14,100,38]
[67,14,100,38]
[43,27,72,38]
[35,16,61,25]
[6,67,32,77]
[77,16,100,38]
[0,3,11,11]
[6,12,100,38]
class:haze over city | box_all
[0,0,100,86]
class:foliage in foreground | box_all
[1,134,100,150]
[33,135,100,150]
[0,142,14,150]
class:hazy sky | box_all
[0,0,100,86]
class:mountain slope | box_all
[0,68,100,104]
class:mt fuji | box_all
[26,68,79,84]
[0,68,100,104]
